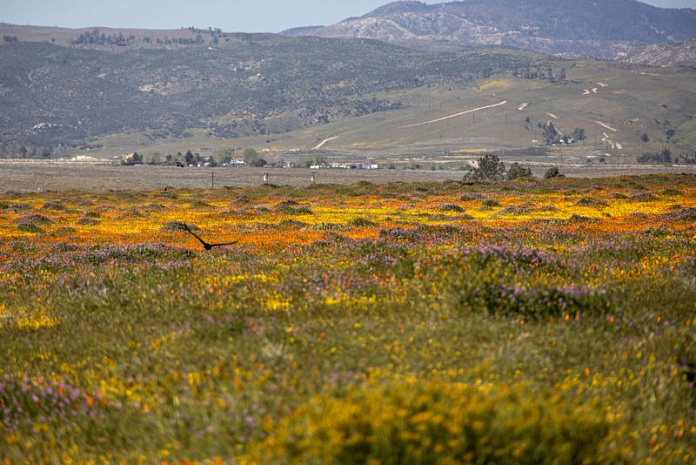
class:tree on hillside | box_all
[572,127,586,141]
[543,122,558,145]
[546,68,554,82]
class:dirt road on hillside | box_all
[399,101,508,129]
[312,136,339,150]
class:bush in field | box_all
[78,216,100,225]
[660,207,696,221]
[41,201,66,211]
[277,205,313,215]
[17,223,43,233]
[506,162,533,180]
[241,380,620,465]
[439,247,613,319]
[637,149,672,164]
[465,154,506,181]
[480,199,502,210]
[544,166,564,179]
[439,203,466,212]
[350,217,378,227]
[454,281,613,319]
[15,214,53,225]
[160,221,199,231]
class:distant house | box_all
[70,155,99,162]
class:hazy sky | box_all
[2,0,695,33]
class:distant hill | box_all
[628,38,696,67]
[1,22,695,161]
[0,31,539,157]
[284,0,696,64]
[281,26,325,37]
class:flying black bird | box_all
[183,224,237,250]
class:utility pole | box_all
[211,172,214,189]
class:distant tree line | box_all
[69,28,219,48]
[120,148,267,168]
[464,154,535,182]
[637,149,696,165]
[0,144,51,159]
[108,26,227,48]
[524,117,585,146]
[72,29,135,46]
[463,155,571,182]
[119,148,335,169]
[153,35,205,46]
[515,67,567,83]
[183,26,225,44]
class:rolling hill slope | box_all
[268,64,696,160]
[0,33,541,157]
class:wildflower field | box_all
[1,174,695,463]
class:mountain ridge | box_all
[283,0,696,65]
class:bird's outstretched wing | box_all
[183,224,237,250]
[208,241,238,249]
[183,224,210,248]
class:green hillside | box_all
[276,63,696,157]
[139,61,696,167]
[1,26,695,164]
[0,34,538,158]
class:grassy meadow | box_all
[0,175,695,463]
